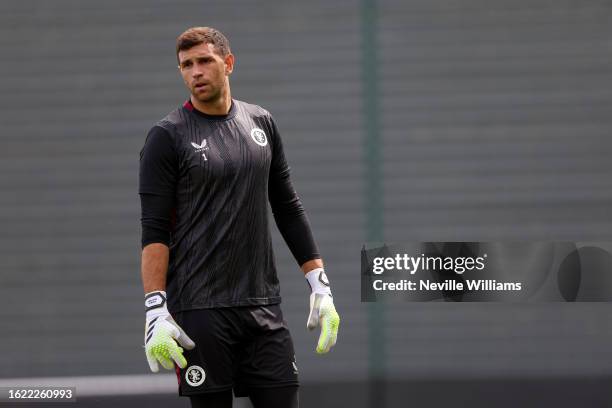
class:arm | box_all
[267,117,322,269]
[267,116,339,353]
[139,125,178,293]
[141,243,169,293]
[301,259,324,274]
[139,126,194,371]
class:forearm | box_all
[141,243,194,372]
[269,174,320,266]
[141,243,169,293]
[301,258,323,274]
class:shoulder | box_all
[152,106,187,135]
[143,106,189,147]
[233,99,273,121]
[141,107,188,152]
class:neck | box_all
[190,84,232,115]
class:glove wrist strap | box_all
[305,268,332,296]
[144,290,168,314]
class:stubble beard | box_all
[192,83,224,105]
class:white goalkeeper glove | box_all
[144,291,195,372]
[305,268,340,354]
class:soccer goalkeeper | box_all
[139,27,339,408]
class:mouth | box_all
[194,82,208,91]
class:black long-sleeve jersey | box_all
[139,99,320,312]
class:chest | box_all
[176,119,272,182]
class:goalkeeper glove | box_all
[144,291,195,372]
[305,268,340,354]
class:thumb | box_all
[176,328,196,350]
[167,317,196,350]
[146,350,160,373]
[307,293,324,330]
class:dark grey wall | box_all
[1,0,612,386]
[378,0,612,379]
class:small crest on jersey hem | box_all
[185,365,206,387]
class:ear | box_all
[224,53,235,75]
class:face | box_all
[178,43,234,103]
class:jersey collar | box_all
[183,99,237,121]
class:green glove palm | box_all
[305,268,340,354]
[307,292,340,353]
[144,291,195,372]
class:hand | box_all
[144,291,196,372]
[305,268,340,354]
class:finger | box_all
[316,310,340,354]
[169,347,188,369]
[307,293,323,330]
[306,308,319,331]
[146,351,159,373]
[316,332,331,354]
[316,317,331,353]
[175,326,196,350]
[330,311,340,348]
[166,318,196,350]
[330,328,338,348]
[158,353,175,370]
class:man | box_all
[139,27,340,408]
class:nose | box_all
[192,69,203,79]
[191,66,203,79]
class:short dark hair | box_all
[176,27,231,62]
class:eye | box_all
[181,61,192,68]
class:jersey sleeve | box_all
[139,126,178,196]
[267,116,321,266]
[139,126,178,247]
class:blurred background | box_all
[2,0,612,406]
